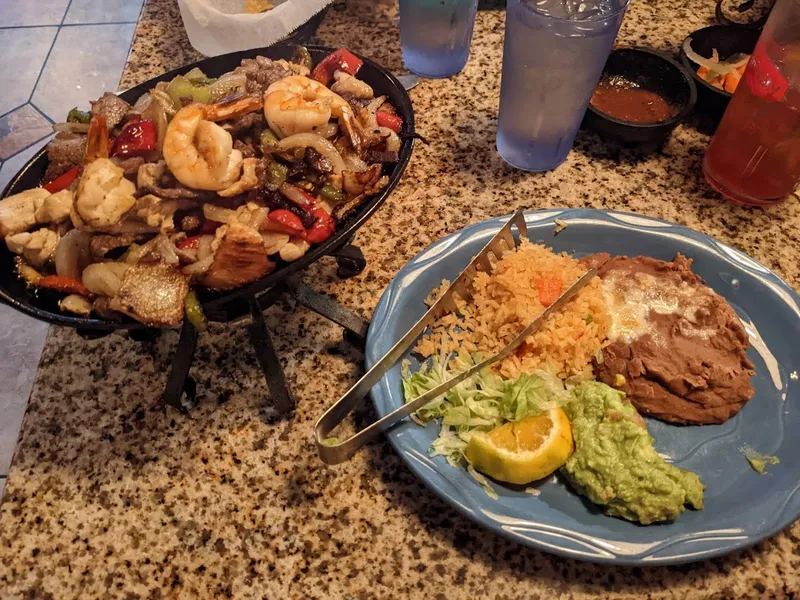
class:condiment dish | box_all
[583,47,697,144]
[679,25,761,120]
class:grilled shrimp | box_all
[264,76,359,148]
[163,96,263,191]
[75,116,136,230]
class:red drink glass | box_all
[703,0,800,206]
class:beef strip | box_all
[180,213,202,232]
[256,188,315,228]
[338,93,372,113]
[137,161,212,201]
[225,111,266,137]
[111,156,146,178]
[235,56,293,95]
[43,133,87,182]
[286,160,307,180]
[234,139,257,159]
[363,149,399,164]
[90,92,132,130]
[90,233,144,260]
[585,253,755,425]
[305,148,333,173]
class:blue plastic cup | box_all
[399,0,480,79]
[496,0,630,171]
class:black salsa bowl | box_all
[0,44,415,330]
[583,47,697,145]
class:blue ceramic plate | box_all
[366,209,800,566]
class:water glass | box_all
[399,0,480,79]
[496,0,630,172]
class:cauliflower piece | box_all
[76,158,136,229]
[1,187,74,239]
[6,228,60,267]
[59,294,92,317]
[0,189,48,237]
[135,194,182,233]
[279,237,310,262]
[261,232,289,255]
[34,189,74,224]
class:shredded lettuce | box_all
[468,464,499,499]
[401,350,572,467]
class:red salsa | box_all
[590,78,677,124]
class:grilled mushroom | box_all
[108,262,189,327]
[200,222,275,290]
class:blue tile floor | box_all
[0,0,144,498]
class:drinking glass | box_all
[703,0,800,206]
[496,0,630,172]
[399,0,480,79]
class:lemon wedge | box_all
[465,408,573,485]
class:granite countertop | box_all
[1,0,799,598]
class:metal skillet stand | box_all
[77,241,369,417]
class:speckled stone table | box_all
[1,0,799,598]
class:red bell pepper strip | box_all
[376,111,403,134]
[111,119,157,158]
[43,165,80,194]
[36,275,90,297]
[311,49,363,85]
[303,207,336,244]
[177,236,201,250]
[268,209,306,236]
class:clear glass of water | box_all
[496,0,630,172]
[399,0,480,79]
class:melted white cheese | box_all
[602,272,716,344]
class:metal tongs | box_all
[314,211,596,464]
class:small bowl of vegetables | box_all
[679,25,761,120]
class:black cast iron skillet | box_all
[0,45,415,330]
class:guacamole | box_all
[740,446,780,475]
[561,382,704,525]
